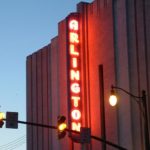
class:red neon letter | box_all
[71,109,81,120]
[70,70,80,81]
[71,96,80,107]
[70,83,80,94]
[69,32,79,43]
[70,44,79,56]
[72,122,81,131]
[72,58,78,68]
[69,20,79,31]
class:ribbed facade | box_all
[26,0,150,149]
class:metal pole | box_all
[142,90,150,150]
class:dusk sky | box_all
[0,0,92,149]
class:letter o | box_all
[71,109,81,120]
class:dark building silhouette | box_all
[26,0,150,149]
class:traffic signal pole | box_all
[3,119,57,130]
[2,119,127,150]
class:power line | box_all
[0,136,26,150]
[0,135,26,150]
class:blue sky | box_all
[0,0,92,149]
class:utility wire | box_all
[0,135,26,150]
[0,138,25,150]
[0,135,25,147]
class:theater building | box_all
[26,0,150,149]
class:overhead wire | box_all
[0,135,26,150]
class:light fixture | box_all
[109,88,117,106]
[109,85,150,150]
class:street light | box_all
[109,88,118,106]
[109,85,150,150]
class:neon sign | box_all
[67,14,82,132]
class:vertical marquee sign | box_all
[66,13,82,138]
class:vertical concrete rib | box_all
[47,45,52,150]
[112,0,133,149]
[37,50,43,150]
[31,53,38,150]
[42,47,49,150]
[26,56,33,150]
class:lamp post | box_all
[109,85,150,150]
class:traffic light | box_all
[0,112,5,128]
[6,112,18,129]
[57,115,67,139]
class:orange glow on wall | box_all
[67,14,82,133]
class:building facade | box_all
[26,0,150,150]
